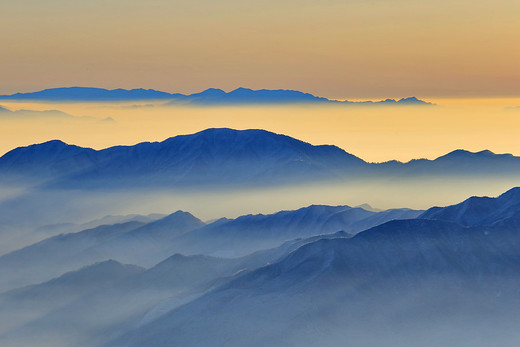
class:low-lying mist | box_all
[1,174,518,255]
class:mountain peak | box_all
[4,139,74,155]
[231,87,254,93]
[36,139,70,147]
[190,88,226,96]
[158,210,203,225]
[436,149,501,160]
[476,149,495,156]
[397,96,432,105]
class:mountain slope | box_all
[177,205,421,256]
[0,202,419,291]
[420,187,520,226]
[0,260,144,338]
[0,211,204,292]
[3,129,520,190]
[0,140,97,183]
[0,128,366,187]
[0,231,352,347]
[111,218,520,347]
[377,149,520,176]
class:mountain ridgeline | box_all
[0,205,421,292]
[107,187,520,347]
[1,128,520,189]
[1,180,520,346]
[0,86,433,105]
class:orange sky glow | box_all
[1,0,519,99]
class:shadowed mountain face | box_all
[0,260,145,339]
[0,128,366,187]
[226,219,519,291]
[0,231,353,347]
[0,211,205,292]
[0,204,420,292]
[1,188,520,346]
[107,190,520,347]
[421,187,520,226]
[110,221,520,347]
[0,228,359,347]
[2,128,520,190]
[0,140,97,180]
[0,260,145,311]
[0,86,432,105]
[177,205,422,257]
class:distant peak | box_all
[444,149,493,156]
[166,210,196,218]
[476,149,495,156]
[355,203,382,212]
[198,88,226,94]
[155,210,203,225]
[4,139,94,156]
[396,96,433,105]
[232,87,253,92]
[435,148,514,161]
[443,149,472,156]
[35,139,70,147]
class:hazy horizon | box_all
[1,96,520,162]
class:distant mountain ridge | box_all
[1,128,520,188]
[420,187,520,226]
[107,187,520,347]
[0,203,421,291]
[3,186,520,346]
[0,128,366,187]
[0,86,433,105]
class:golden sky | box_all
[1,0,519,99]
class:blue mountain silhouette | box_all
[1,128,519,188]
[0,87,433,105]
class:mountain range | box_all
[108,187,520,347]
[1,128,519,189]
[0,86,432,105]
[2,179,520,346]
[0,204,421,292]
